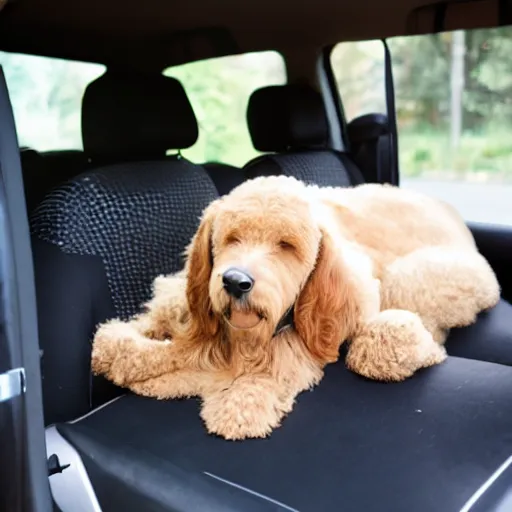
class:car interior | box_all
[1,0,512,511]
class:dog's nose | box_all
[222,268,254,298]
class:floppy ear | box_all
[294,229,361,365]
[185,201,221,339]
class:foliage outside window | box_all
[0,51,105,150]
[331,27,512,225]
[0,50,286,169]
[164,51,286,166]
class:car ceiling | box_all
[0,0,506,71]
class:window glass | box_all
[330,40,386,121]
[0,51,105,150]
[331,28,512,225]
[164,51,287,166]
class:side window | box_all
[0,51,105,150]
[331,29,512,226]
[330,40,386,121]
[164,51,287,167]
[387,28,512,226]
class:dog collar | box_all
[273,303,295,337]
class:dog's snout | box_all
[222,268,254,298]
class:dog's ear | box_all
[294,229,361,365]
[185,200,221,339]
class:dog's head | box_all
[185,176,360,365]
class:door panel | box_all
[0,66,52,511]
[469,222,512,303]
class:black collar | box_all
[273,303,295,337]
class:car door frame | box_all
[0,65,52,512]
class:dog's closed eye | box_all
[278,240,296,252]
[225,234,241,245]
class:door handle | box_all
[0,367,25,402]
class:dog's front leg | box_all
[91,319,191,387]
[345,309,447,382]
[200,374,295,440]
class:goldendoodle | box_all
[91,175,499,439]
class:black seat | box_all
[31,70,219,425]
[244,84,364,186]
[203,161,245,196]
[38,75,512,512]
[53,355,512,512]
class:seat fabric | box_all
[244,84,364,186]
[31,71,219,425]
[246,150,362,187]
[203,161,245,196]
[20,148,91,214]
[81,70,198,163]
[58,355,512,512]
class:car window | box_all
[0,51,105,151]
[331,40,386,120]
[164,51,287,167]
[331,27,512,226]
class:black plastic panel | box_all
[469,222,512,302]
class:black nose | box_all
[222,268,254,298]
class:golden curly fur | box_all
[91,175,500,440]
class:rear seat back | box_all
[31,70,219,425]
[21,148,91,213]
[346,113,393,184]
[244,84,364,186]
[203,161,245,196]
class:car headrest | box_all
[247,84,329,152]
[82,71,198,161]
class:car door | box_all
[0,65,52,512]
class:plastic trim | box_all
[45,426,102,512]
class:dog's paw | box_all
[90,321,137,384]
[91,323,122,376]
[201,384,293,441]
[346,309,447,382]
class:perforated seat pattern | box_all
[30,159,218,319]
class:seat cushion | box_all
[447,298,512,366]
[57,355,512,512]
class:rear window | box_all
[0,50,286,168]
[0,51,105,151]
[331,27,512,226]
[164,51,287,166]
